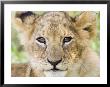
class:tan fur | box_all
[12,11,100,77]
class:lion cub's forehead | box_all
[43,11,67,19]
[38,12,71,26]
[36,12,73,36]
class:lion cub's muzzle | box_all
[46,45,65,71]
[47,58,62,71]
[44,58,67,77]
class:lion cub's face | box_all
[13,11,96,76]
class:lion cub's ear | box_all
[73,12,97,39]
[12,11,39,45]
[12,11,38,33]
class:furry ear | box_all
[12,11,38,33]
[12,11,39,45]
[73,11,97,39]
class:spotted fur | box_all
[12,11,100,77]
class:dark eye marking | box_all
[83,26,91,32]
[36,37,46,44]
[63,37,73,43]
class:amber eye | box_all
[36,37,46,44]
[63,37,72,43]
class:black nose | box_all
[47,59,62,66]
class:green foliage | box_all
[11,28,28,63]
[91,12,100,54]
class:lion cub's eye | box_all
[36,37,46,44]
[63,37,72,44]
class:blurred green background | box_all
[11,11,100,63]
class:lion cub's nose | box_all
[47,59,62,66]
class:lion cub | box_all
[12,11,100,77]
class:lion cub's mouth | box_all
[46,67,67,72]
[44,68,67,77]
[51,68,66,71]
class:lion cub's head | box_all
[12,11,96,77]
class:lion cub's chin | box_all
[44,71,67,77]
